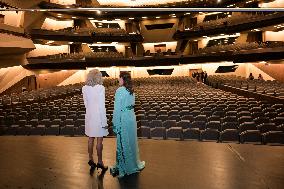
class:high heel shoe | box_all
[88,160,96,169]
[97,163,108,172]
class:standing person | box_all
[204,71,208,84]
[196,72,200,82]
[201,71,205,83]
[258,74,264,80]
[110,72,145,178]
[248,73,254,80]
[82,69,109,172]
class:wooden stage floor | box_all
[0,136,283,189]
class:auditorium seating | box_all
[184,12,277,32]
[43,27,127,35]
[28,52,85,60]
[207,75,284,98]
[195,41,284,56]
[0,76,283,145]
[28,52,124,60]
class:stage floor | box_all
[0,137,283,189]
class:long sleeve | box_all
[82,87,87,109]
[99,86,107,128]
[112,88,123,134]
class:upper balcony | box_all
[28,27,143,43]
[173,12,284,39]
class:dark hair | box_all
[120,72,134,95]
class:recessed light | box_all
[97,42,102,43]
[72,16,77,19]
[57,14,62,16]
[156,16,160,18]
[129,18,134,20]
[88,17,93,20]
[142,17,147,19]
[172,15,176,17]
[57,16,62,18]
[97,10,101,14]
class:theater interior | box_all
[0,0,284,189]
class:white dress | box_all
[82,85,109,137]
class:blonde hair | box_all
[85,69,103,86]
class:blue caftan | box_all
[111,86,145,178]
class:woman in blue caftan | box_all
[110,72,145,178]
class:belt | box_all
[121,105,134,111]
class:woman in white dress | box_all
[82,69,109,172]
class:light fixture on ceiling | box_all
[142,16,147,19]
[97,10,101,15]
[115,18,121,21]
[57,15,62,18]
[97,42,102,43]
[129,18,134,20]
[57,14,62,16]
[185,13,191,15]
[88,17,93,20]
[72,16,77,19]
[156,16,161,19]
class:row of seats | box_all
[52,27,127,35]
[28,52,85,60]
[85,52,124,59]
[28,52,124,60]
[207,75,284,98]
[195,41,284,55]
[185,12,276,32]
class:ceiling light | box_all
[66,6,70,8]
[185,13,191,15]
[220,34,225,35]
[72,16,77,19]
[88,17,93,20]
[97,10,101,14]
[217,0,222,3]
[142,17,147,19]
[156,16,160,18]
[203,36,207,38]
[115,19,121,21]
[97,42,102,43]
[57,14,62,16]
[172,15,176,17]
[57,16,62,18]
[98,23,103,25]
[129,18,134,20]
